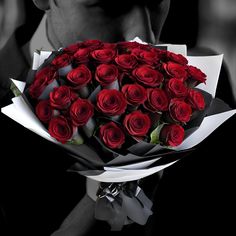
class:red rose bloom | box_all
[131,48,144,57]
[138,44,153,51]
[70,98,94,126]
[164,62,188,81]
[73,48,90,63]
[169,99,192,123]
[115,54,137,70]
[144,88,169,112]
[64,43,81,55]
[187,89,205,110]
[151,48,167,61]
[188,65,207,84]
[35,100,53,123]
[48,116,73,144]
[29,77,49,99]
[91,49,116,63]
[95,64,119,86]
[35,66,57,84]
[132,65,164,87]
[123,110,151,137]
[50,85,73,110]
[51,53,72,69]
[160,124,185,147]
[67,65,92,89]
[102,43,117,50]
[166,78,188,98]
[140,50,159,65]
[99,122,125,149]
[82,39,102,50]
[97,89,127,116]
[29,66,57,99]
[121,84,147,106]
[117,41,139,53]
[167,51,188,65]
[132,49,159,65]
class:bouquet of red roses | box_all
[28,40,207,148]
[2,38,236,230]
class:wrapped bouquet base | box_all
[2,38,236,232]
[87,178,153,230]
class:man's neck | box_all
[22,14,55,65]
[46,12,62,50]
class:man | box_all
[0,0,235,235]
[31,0,169,47]
[197,0,236,105]
[0,1,170,235]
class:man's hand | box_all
[51,194,96,236]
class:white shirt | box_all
[29,14,54,53]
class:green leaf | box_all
[10,82,22,97]
[150,124,165,144]
[67,137,84,145]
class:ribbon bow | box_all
[94,181,153,231]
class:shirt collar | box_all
[29,14,55,55]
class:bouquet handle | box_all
[87,178,153,231]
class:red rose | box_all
[67,65,92,89]
[132,65,164,87]
[51,53,72,69]
[99,122,125,149]
[50,85,73,109]
[64,43,81,55]
[167,51,188,65]
[140,50,160,65]
[95,64,119,86]
[91,49,116,63]
[117,41,139,53]
[164,62,188,81]
[166,78,188,98]
[35,66,57,83]
[73,48,90,63]
[29,77,48,99]
[123,110,151,137]
[131,48,143,57]
[132,49,159,65]
[102,43,117,50]
[29,66,57,99]
[187,65,207,84]
[70,98,94,126]
[138,44,152,51]
[97,89,127,116]
[160,124,185,147]
[121,84,147,106]
[82,39,102,50]
[115,54,137,70]
[151,48,167,61]
[35,100,53,123]
[169,99,192,123]
[187,89,205,110]
[144,88,169,112]
[48,116,73,143]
